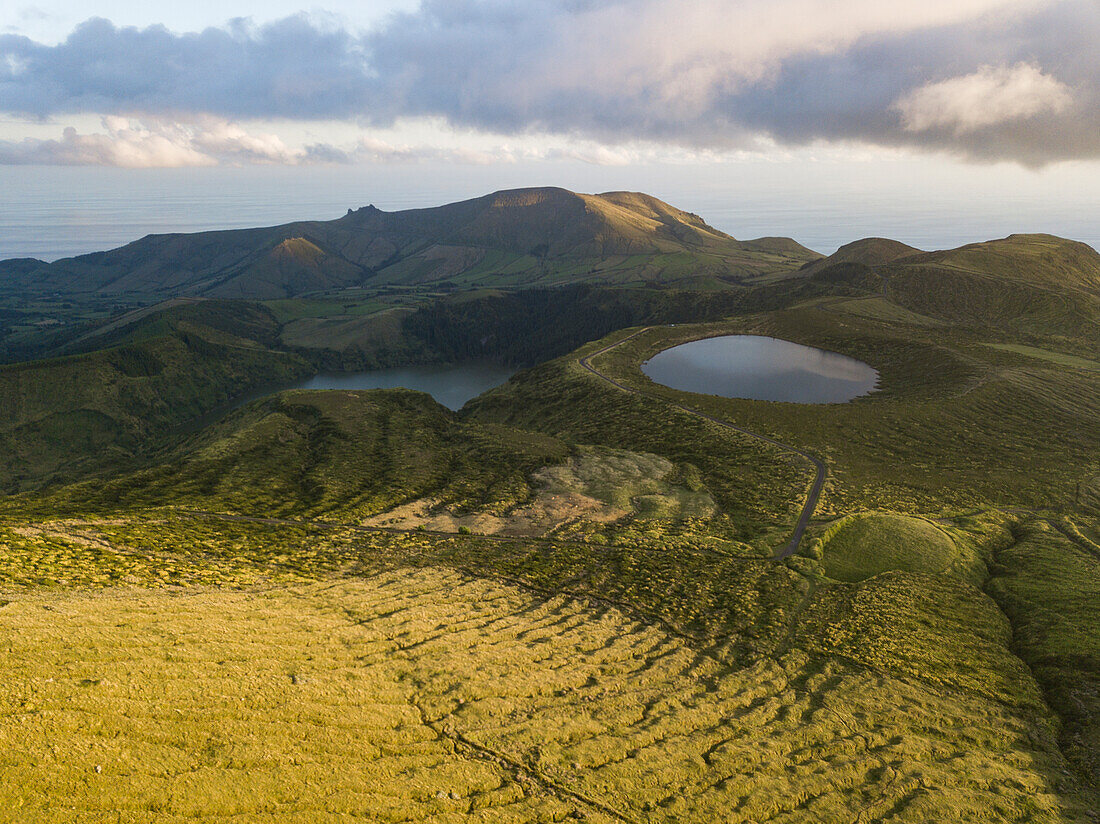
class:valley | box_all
[0,188,1097,822]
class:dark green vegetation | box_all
[988,520,1100,788]
[43,389,568,521]
[0,301,310,491]
[1,196,1099,821]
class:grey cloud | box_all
[721,3,1100,164]
[0,15,371,118]
[1,1,1099,164]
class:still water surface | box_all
[642,335,878,403]
[289,362,516,411]
[183,362,516,436]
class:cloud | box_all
[2,1,1099,164]
[0,116,302,166]
[895,63,1073,133]
[358,0,1038,139]
[0,15,371,119]
[719,0,1100,164]
[0,115,660,167]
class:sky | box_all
[2,1,1099,252]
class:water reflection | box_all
[290,362,516,411]
[641,335,878,403]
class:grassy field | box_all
[820,295,944,327]
[0,571,616,823]
[260,297,397,323]
[0,560,1093,823]
[818,513,957,582]
[279,308,421,355]
[2,230,1100,820]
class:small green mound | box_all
[822,513,956,582]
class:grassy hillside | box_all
[3,563,1092,822]
[819,513,958,582]
[39,389,568,521]
[0,302,310,490]
[988,518,1100,793]
[0,188,820,304]
[1,500,1096,820]
[919,233,1100,292]
[803,236,922,274]
[807,233,1100,339]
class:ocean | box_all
[3,160,1099,261]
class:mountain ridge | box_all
[0,187,821,302]
[806,232,1100,337]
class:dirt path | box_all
[577,327,827,559]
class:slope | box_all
[0,301,310,490]
[42,388,569,520]
[0,188,820,303]
[808,233,1100,338]
[803,236,922,275]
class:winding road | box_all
[577,327,827,559]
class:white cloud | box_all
[0,115,694,167]
[188,117,299,164]
[0,116,303,166]
[0,119,214,167]
[895,62,1073,133]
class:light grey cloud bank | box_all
[1,0,1097,165]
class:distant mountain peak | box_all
[0,186,822,302]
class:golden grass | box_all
[819,513,957,582]
[0,567,1090,822]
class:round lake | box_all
[641,335,878,403]
[290,362,516,411]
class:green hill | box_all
[919,233,1100,291]
[807,233,1100,338]
[0,301,310,490]
[45,388,569,519]
[0,188,820,304]
[804,237,922,274]
[882,235,1100,337]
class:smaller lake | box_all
[289,361,516,411]
[641,335,878,403]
